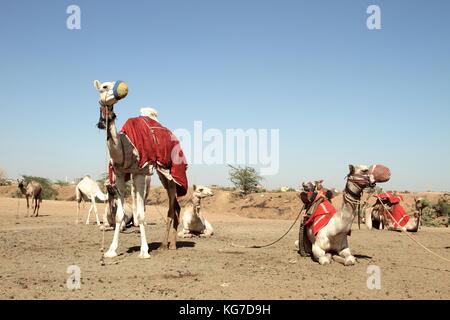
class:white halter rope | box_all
[373,195,450,265]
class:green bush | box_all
[20,175,58,200]
[228,165,263,195]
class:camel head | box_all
[93,80,128,129]
[347,164,390,190]
[17,179,25,189]
[193,185,214,199]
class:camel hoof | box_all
[138,251,151,259]
[344,256,356,266]
[294,240,299,248]
[169,243,177,250]
[319,256,331,265]
[104,250,118,258]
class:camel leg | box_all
[166,181,180,250]
[365,210,372,230]
[26,197,30,217]
[133,175,150,259]
[201,219,214,238]
[86,203,93,225]
[76,200,81,224]
[131,180,139,227]
[312,242,331,265]
[93,199,101,226]
[337,237,356,266]
[104,175,126,258]
[35,198,40,217]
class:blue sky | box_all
[0,0,449,191]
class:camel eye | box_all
[103,85,108,90]
[199,188,203,192]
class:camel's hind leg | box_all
[35,197,41,217]
[92,198,101,226]
[158,173,180,250]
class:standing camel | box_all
[298,164,390,265]
[75,175,108,225]
[17,179,42,217]
[93,80,188,259]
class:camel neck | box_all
[106,119,124,165]
[341,180,363,220]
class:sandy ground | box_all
[0,196,449,300]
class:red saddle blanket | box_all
[376,192,409,228]
[304,200,337,236]
[120,116,188,197]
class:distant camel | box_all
[178,185,214,238]
[17,179,42,217]
[75,176,108,225]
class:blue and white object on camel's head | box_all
[93,80,128,106]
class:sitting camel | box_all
[366,193,422,232]
[298,164,390,265]
[178,185,214,238]
[75,176,108,225]
[17,179,42,217]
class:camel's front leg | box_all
[133,175,150,258]
[86,201,94,225]
[92,199,101,226]
[312,242,332,265]
[104,176,126,258]
[337,236,356,266]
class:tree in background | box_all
[228,165,263,195]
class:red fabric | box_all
[376,192,409,228]
[305,200,337,236]
[377,192,403,204]
[390,204,410,228]
[120,116,188,197]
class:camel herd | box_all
[13,80,427,266]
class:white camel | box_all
[75,175,108,225]
[178,185,214,238]
[298,164,389,266]
[94,80,186,259]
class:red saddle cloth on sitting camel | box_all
[304,199,337,236]
[376,192,410,228]
[119,116,188,197]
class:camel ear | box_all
[193,184,197,191]
[348,165,355,175]
[93,80,101,90]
